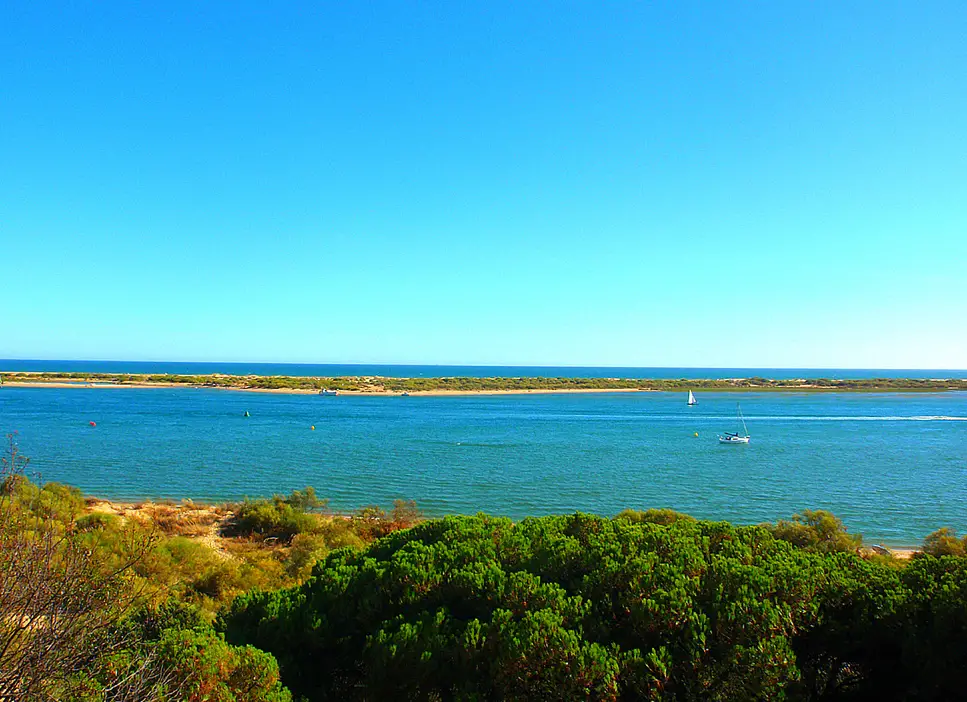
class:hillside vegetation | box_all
[223,512,967,701]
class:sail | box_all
[687,390,697,405]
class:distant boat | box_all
[319,389,338,396]
[687,390,698,406]
[400,392,410,397]
[719,403,750,444]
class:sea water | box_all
[2,386,965,545]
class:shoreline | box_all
[5,373,967,396]
[2,380,653,396]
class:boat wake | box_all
[530,414,967,422]
[706,415,967,422]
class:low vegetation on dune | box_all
[1,438,290,701]
[0,436,425,700]
[5,370,967,393]
[4,435,967,700]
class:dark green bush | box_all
[221,514,829,699]
[100,601,292,701]
[224,513,967,701]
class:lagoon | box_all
[2,386,965,545]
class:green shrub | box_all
[192,560,245,601]
[614,507,696,525]
[317,518,366,550]
[769,509,863,553]
[76,512,120,531]
[285,533,329,580]
[223,513,967,701]
[922,527,966,557]
[36,482,86,521]
[223,514,831,699]
[285,486,327,512]
[230,487,327,542]
[95,602,293,701]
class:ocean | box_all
[2,384,965,546]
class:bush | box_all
[223,514,834,699]
[350,501,423,541]
[317,518,366,550]
[224,513,967,701]
[75,511,120,531]
[285,486,327,512]
[97,602,293,701]
[1,439,155,700]
[769,509,863,553]
[922,527,967,557]
[231,488,326,542]
[285,533,329,580]
[614,507,696,525]
[390,498,423,529]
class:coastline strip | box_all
[3,371,967,395]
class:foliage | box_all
[225,513,967,701]
[0,435,157,700]
[769,509,863,554]
[921,527,967,557]
[76,510,122,531]
[230,487,329,542]
[221,514,823,699]
[350,499,424,541]
[0,436,293,700]
[614,507,696,525]
[140,604,291,702]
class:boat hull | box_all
[719,436,750,444]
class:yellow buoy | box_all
[693,432,699,437]
[311,425,315,430]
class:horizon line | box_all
[2,358,965,372]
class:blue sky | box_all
[2,2,965,368]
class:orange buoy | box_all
[89,421,97,427]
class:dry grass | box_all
[86,499,230,538]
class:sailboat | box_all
[719,403,750,444]
[687,390,698,406]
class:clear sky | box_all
[2,2,965,368]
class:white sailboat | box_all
[719,403,750,444]
[687,390,698,406]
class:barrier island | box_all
[4,370,967,394]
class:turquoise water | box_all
[2,387,966,545]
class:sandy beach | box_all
[3,380,651,397]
